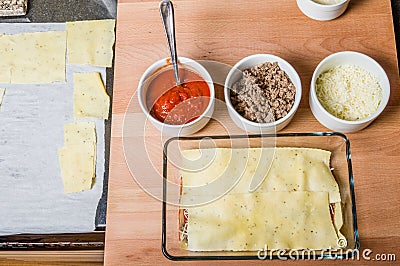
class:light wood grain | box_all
[106,0,400,265]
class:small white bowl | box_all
[224,54,302,133]
[138,57,215,136]
[309,51,390,132]
[296,0,350,21]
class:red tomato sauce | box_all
[146,67,210,125]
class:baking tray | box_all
[162,132,359,260]
[0,0,116,250]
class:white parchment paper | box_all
[0,23,106,235]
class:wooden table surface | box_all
[105,0,400,265]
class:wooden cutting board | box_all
[106,0,400,264]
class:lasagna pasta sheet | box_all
[0,31,66,83]
[180,147,345,251]
[186,191,340,251]
[181,148,341,204]
[66,19,115,67]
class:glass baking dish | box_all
[162,132,359,260]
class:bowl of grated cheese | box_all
[309,51,390,132]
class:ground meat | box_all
[230,61,296,123]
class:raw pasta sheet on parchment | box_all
[0,23,106,235]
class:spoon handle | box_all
[160,0,181,85]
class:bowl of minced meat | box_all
[224,54,302,133]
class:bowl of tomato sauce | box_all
[138,57,215,136]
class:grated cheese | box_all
[316,65,383,121]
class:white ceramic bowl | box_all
[138,57,215,136]
[224,54,302,133]
[296,0,350,21]
[309,51,390,132]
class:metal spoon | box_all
[159,0,181,86]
